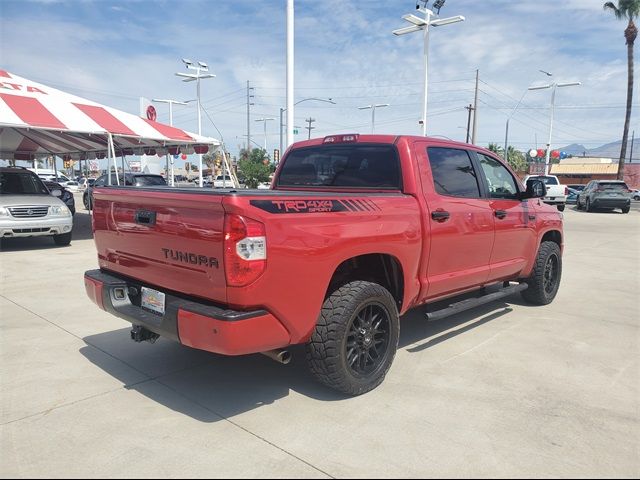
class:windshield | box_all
[0,171,49,195]
[134,175,167,187]
[277,144,401,189]
[599,182,628,191]
[532,176,559,185]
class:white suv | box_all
[0,167,73,246]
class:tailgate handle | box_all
[135,210,157,226]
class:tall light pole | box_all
[393,1,464,136]
[286,0,294,149]
[503,90,528,166]
[255,118,275,151]
[152,98,188,186]
[358,104,389,134]
[176,58,215,187]
[280,98,335,153]
[528,74,581,175]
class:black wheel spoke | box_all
[344,303,390,376]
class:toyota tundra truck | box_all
[85,135,563,395]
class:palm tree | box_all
[604,0,640,180]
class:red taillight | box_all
[323,134,359,144]
[224,214,267,287]
[564,186,569,195]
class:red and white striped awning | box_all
[0,70,219,161]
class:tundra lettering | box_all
[161,248,219,269]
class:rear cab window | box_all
[277,144,401,190]
[533,176,559,185]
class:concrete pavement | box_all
[1,199,639,478]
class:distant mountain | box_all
[557,139,639,161]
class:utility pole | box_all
[464,104,474,143]
[471,69,479,145]
[306,118,315,139]
[246,81,254,152]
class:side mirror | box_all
[51,189,62,197]
[524,179,546,199]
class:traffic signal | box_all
[273,149,280,163]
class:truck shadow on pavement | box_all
[79,295,520,422]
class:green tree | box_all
[604,0,640,179]
[237,147,271,188]
[487,143,504,157]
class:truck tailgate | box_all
[92,188,227,304]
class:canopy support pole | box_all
[107,133,119,186]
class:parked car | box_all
[28,168,73,187]
[567,184,586,192]
[213,175,233,188]
[83,173,166,210]
[85,134,562,395]
[631,189,640,201]
[42,180,76,215]
[0,167,73,245]
[566,187,579,205]
[577,180,631,213]
[78,178,95,191]
[64,181,80,193]
[523,174,568,211]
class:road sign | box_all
[293,129,299,135]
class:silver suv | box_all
[0,167,74,245]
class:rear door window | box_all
[277,144,401,189]
[426,147,481,198]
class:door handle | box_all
[135,210,157,226]
[431,210,450,222]
[494,209,507,219]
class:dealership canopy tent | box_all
[0,69,219,171]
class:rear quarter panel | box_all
[223,193,423,344]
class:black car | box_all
[83,173,167,210]
[43,180,76,215]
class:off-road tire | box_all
[557,204,565,212]
[306,281,399,396]
[585,197,592,212]
[521,241,562,305]
[53,232,72,246]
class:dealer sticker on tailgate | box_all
[141,287,165,316]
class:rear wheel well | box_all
[541,230,562,248]
[327,254,404,310]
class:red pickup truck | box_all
[85,134,563,395]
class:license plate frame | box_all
[141,286,165,316]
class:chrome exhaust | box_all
[261,349,291,365]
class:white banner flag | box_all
[139,97,157,121]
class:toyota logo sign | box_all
[146,105,157,121]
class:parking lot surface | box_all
[1,199,639,478]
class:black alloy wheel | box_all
[345,304,390,378]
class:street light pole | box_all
[255,118,275,152]
[286,0,294,149]
[393,2,464,136]
[152,98,188,186]
[503,89,528,165]
[176,59,215,188]
[529,78,580,175]
[358,104,389,134]
[280,98,336,153]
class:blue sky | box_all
[0,0,637,159]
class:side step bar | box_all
[425,283,528,322]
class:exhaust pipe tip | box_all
[261,348,291,365]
